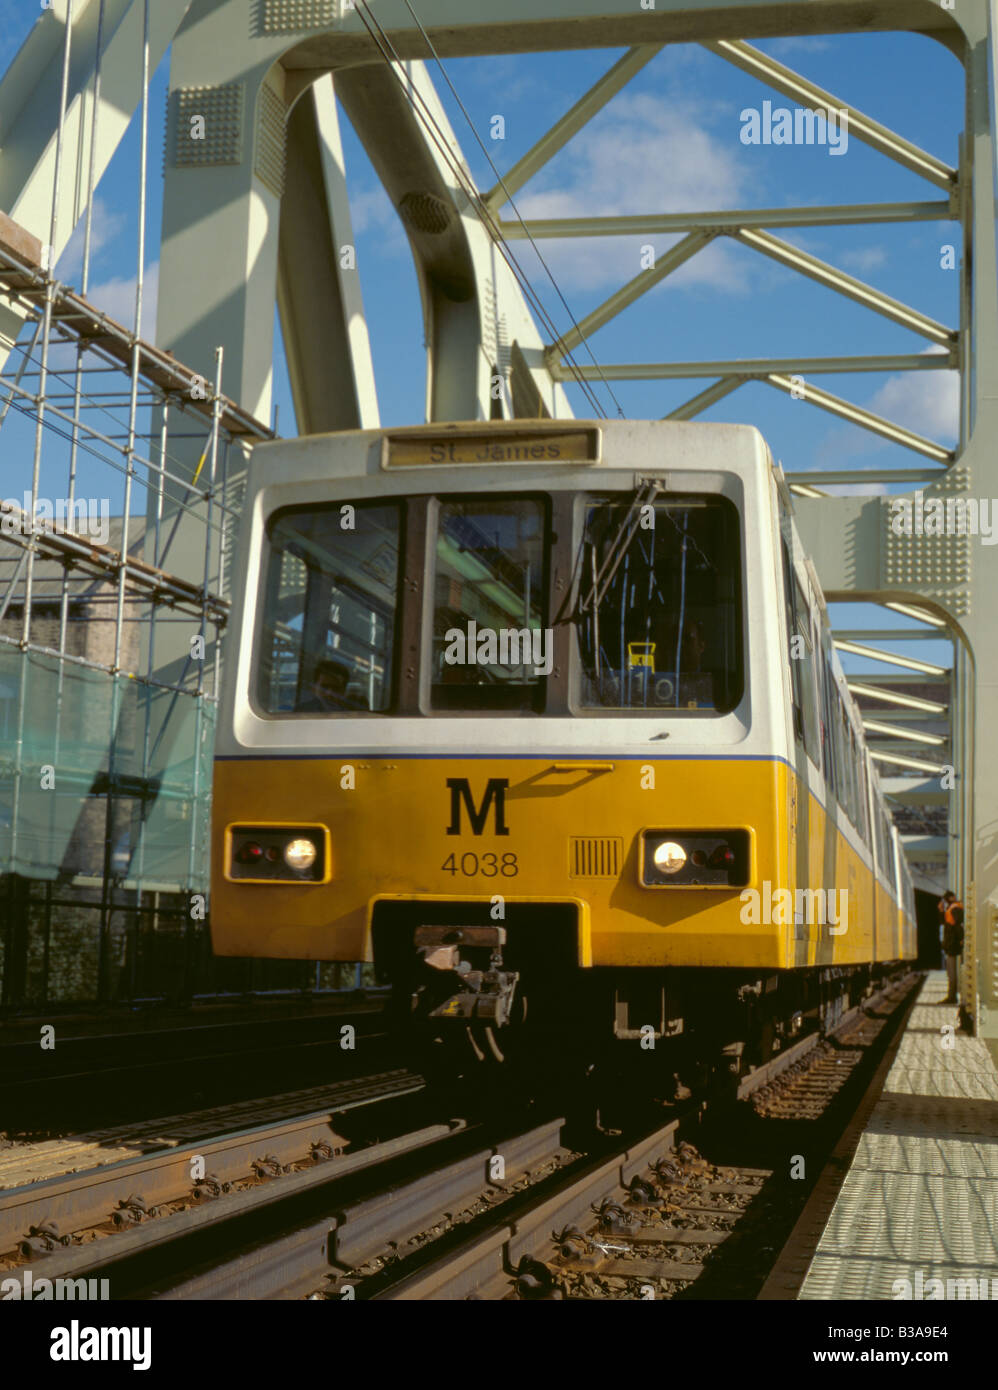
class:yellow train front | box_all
[211,419,915,1081]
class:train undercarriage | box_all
[371,900,898,1097]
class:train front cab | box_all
[209,420,914,1069]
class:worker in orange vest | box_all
[941,891,964,1004]
[936,893,950,965]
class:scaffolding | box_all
[0,204,273,1007]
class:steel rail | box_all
[758,976,924,1299]
[375,1122,681,1301]
[6,1121,464,1300]
[0,1070,424,1256]
[0,975,920,1300]
[157,1117,571,1300]
[735,974,917,1102]
[378,973,922,1295]
[3,1114,553,1302]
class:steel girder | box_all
[1,0,996,1029]
[168,0,998,1033]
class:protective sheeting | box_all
[0,643,213,892]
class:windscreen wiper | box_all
[574,479,662,617]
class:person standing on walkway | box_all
[941,891,964,1004]
[937,892,950,968]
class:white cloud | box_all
[867,348,959,443]
[839,246,888,273]
[765,38,832,56]
[515,231,749,308]
[823,480,890,496]
[348,185,406,255]
[510,92,753,295]
[350,185,393,234]
[516,93,747,219]
[85,261,159,340]
[800,347,958,476]
[54,196,128,287]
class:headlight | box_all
[652,840,687,874]
[283,837,318,871]
[641,830,750,888]
[228,826,327,881]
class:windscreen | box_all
[430,497,548,711]
[576,495,742,712]
[257,502,401,714]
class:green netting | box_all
[0,645,214,891]
[0,644,374,1008]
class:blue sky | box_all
[0,9,964,672]
[424,34,961,470]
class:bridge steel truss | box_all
[0,0,995,1028]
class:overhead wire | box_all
[357,3,619,419]
[395,0,628,419]
[350,0,605,413]
[351,0,626,420]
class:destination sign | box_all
[383,428,600,467]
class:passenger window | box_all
[857,755,870,844]
[835,694,863,831]
[792,577,820,764]
[816,641,836,792]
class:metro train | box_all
[210,419,915,1088]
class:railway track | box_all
[0,1070,427,1262]
[0,998,391,1137]
[354,974,921,1301]
[0,1069,423,1192]
[363,1124,760,1300]
[0,972,920,1300]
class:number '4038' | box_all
[441,852,518,877]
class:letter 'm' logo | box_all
[446,778,509,836]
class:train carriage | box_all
[210,419,915,1082]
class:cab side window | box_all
[781,543,819,764]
